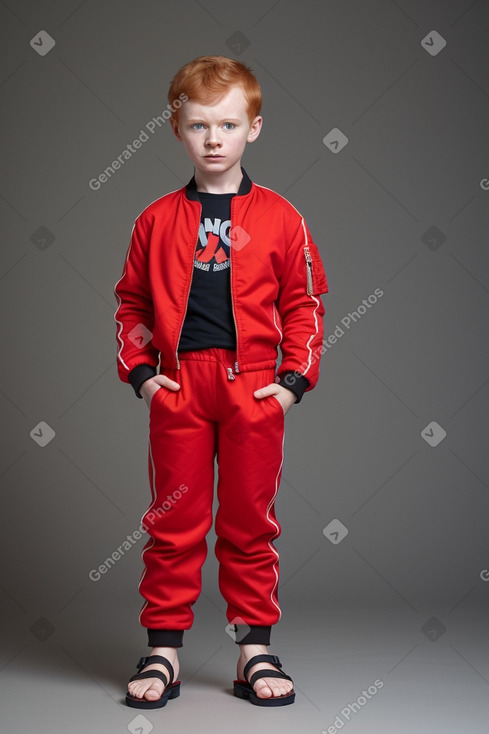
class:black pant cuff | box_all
[147,628,184,647]
[233,624,271,645]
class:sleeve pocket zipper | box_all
[304,246,314,295]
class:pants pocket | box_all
[149,387,162,411]
[266,393,285,416]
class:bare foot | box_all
[127,646,179,702]
[237,643,294,699]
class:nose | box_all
[205,126,222,147]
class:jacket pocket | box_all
[303,244,329,296]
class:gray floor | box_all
[1,603,487,733]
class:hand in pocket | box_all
[140,375,181,409]
[253,383,296,415]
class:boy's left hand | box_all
[254,383,297,415]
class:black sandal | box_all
[126,655,181,709]
[233,653,295,706]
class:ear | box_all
[170,117,183,141]
[247,115,263,143]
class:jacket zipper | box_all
[229,200,239,374]
[304,246,314,295]
[175,216,199,369]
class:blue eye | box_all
[224,123,235,130]
[192,123,203,130]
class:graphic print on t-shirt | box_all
[177,191,236,352]
[194,218,231,272]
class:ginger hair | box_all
[168,55,262,127]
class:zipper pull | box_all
[304,246,313,295]
[227,366,236,381]
[234,360,239,373]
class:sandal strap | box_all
[248,668,293,688]
[243,653,283,682]
[135,655,174,684]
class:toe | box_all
[255,680,273,698]
[128,677,164,701]
[263,677,293,698]
[144,684,162,700]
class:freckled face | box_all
[171,85,262,175]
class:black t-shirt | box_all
[178,191,237,351]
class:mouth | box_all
[205,155,224,158]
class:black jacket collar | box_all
[185,165,252,201]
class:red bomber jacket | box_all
[113,166,329,400]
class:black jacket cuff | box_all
[277,371,310,404]
[128,364,157,399]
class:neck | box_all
[194,161,243,194]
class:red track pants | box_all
[138,347,286,647]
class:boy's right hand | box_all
[140,375,181,408]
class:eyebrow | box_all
[186,118,241,123]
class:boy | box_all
[114,55,328,709]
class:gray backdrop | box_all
[1,1,488,732]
